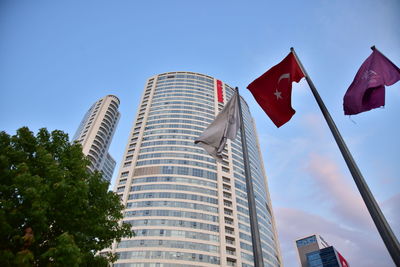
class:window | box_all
[222,166,230,172]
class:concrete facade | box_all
[73,95,120,182]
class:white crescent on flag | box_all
[274,73,290,100]
[278,73,290,83]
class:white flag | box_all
[194,90,241,161]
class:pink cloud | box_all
[271,153,398,266]
[274,207,393,267]
[306,153,374,230]
[263,112,399,266]
[381,193,400,238]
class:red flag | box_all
[337,252,349,267]
[247,52,305,127]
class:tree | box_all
[0,127,132,266]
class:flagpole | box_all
[290,47,400,266]
[236,87,264,267]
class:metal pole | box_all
[290,47,400,266]
[236,87,264,267]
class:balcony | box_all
[224,201,232,207]
[224,209,233,216]
[225,227,234,235]
[225,218,234,225]
[227,262,236,267]
[223,192,232,199]
[226,249,236,256]
[223,177,231,183]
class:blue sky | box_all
[1,1,399,266]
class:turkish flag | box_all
[247,52,304,127]
[337,252,349,267]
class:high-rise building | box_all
[296,235,349,267]
[73,95,120,182]
[112,72,282,267]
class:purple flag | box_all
[343,48,400,115]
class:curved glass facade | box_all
[112,72,281,267]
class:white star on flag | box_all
[274,89,282,100]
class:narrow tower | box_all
[113,72,281,267]
[73,95,120,182]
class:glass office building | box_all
[296,235,330,267]
[306,246,349,267]
[112,72,282,267]
[296,235,349,267]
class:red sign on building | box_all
[216,80,224,103]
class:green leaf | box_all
[0,127,131,266]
